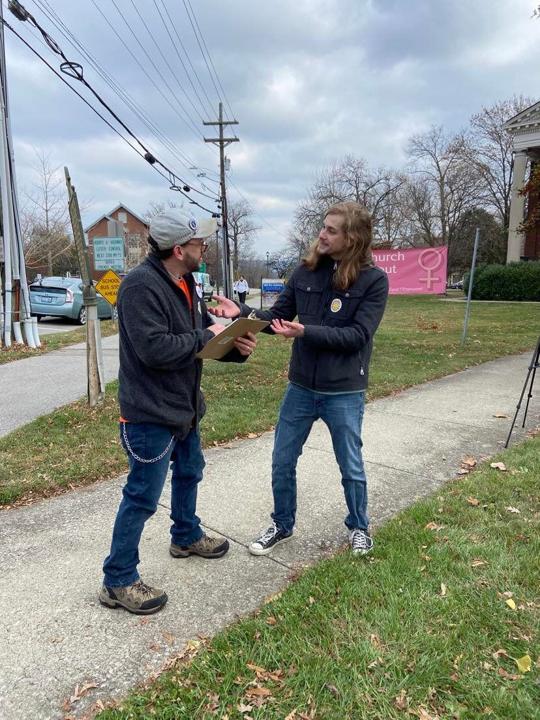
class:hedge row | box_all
[464,261,540,301]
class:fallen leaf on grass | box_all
[266,615,277,626]
[492,649,509,659]
[497,667,520,681]
[424,522,444,531]
[471,559,488,568]
[467,497,480,506]
[505,598,517,610]
[237,703,253,713]
[285,710,298,720]
[490,462,507,471]
[393,689,409,710]
[324,683,339,697]
[515,655,531,673]
[505,506,521,514]
[440,583,447,597]
[245,686,272,699]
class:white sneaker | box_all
[349,529,373,555]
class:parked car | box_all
[447,280,464,290]
[29,276,114,324]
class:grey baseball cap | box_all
[148,209,217,250]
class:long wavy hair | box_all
[303,202,373,290]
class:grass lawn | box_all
[0,319,118,365]
[95,435,540,720]
[0,295,538,506]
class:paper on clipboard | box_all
[197,317,269,359]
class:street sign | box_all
[95,269,122,305]
[93,237,125,272]
[261,278,285,308]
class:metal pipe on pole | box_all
[0,0,37,348]
[461,227,480,346]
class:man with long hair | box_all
[211,201,388,556]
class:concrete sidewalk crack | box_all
[156,502,293,570]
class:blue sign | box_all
[261,277,285,308]
[93,237,125,272]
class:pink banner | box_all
[372,246,448,294]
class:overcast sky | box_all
[4,0,540,253]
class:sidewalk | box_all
[0,351,538,719]
[0,335,120,438]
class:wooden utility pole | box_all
[204,102,238,299]
[65,167,104,406]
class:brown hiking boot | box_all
[170,533,229,559]
[98,579,168,615]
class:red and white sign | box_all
[373,246,448,295]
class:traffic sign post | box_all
[95,269,122,327]
[93,237,125,272]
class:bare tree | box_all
[227,199,260,275]
[407,125,482,251]
[21,151,72,274]
[463,95,536,228]
[291,155,404,250]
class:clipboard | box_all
[197,317,270,359]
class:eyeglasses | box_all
[181,240,209,251]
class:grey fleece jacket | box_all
[117,253,246,437]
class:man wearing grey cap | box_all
[99,209,256,615]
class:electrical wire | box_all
[9,0,219,202]
[183,0,236,127]
[31,0,204,180]
[155,0,215,120]
[126,0,206,125]
[181,0,237,139]
[107,0,203,140]
[3,17,217,213]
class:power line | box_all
[151,0,212,121]
[30,0,204,179]
[126,0,206,125]
[106,0,203,140]
[184,0,236,125]
[3,12,217,212]
[181,0,237,138]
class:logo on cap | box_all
[189,218,197,232]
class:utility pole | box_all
[65,167,104,406]
[203,102,238,299]
[0,0,37,348]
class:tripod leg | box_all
[504,341,540,448]
[521,357,538,429]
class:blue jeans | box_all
[271,383,368,534]
[103,423,205,587]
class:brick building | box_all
[84,204,149,280]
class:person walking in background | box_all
[211,202,388,557]
[99,209,256,615]
[235,275,249,303]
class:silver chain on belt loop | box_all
[121,422,175,464]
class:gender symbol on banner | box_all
[418,249,444,290]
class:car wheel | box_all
[78,307,87,325]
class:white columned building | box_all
[504,101,540,263]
